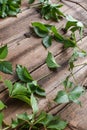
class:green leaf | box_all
[5,81,31,105]
[54,90,69,104]
[4,80,13,96]
[27,81,46,97]
[66,15,77,22]
[11,83,28,96]
[0,0,21,18]
[27,81,38,93]
[32,22,48,32]
[55,77,85,105]
[35,86,46,97]
[47,117,67,130]
[16,65,33,82]
[40,2,64,21]
[0,113,4,128]
[69,86,85,103]
[34,111,46,124]
[0,61,13,74]
[52,26,76,48]
[32,22,49,38]
[30,94,38,114]
[46,52,60,69]
[65,15,84,39]
[29,0,35,4]
[69,49,87,69]
[42,35,52,48]
[63,77,74,89]
[0,101,6,111]
[13,95,31,105]
[0,45,8,59]
[38,112,67,130]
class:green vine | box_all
[0,0,87,130]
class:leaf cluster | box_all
[32,22,76,48]
[63,15,84,40]
[5,65,45,106]
[29,0,65,21]
[0,0,21,18]
[11,95,67,130]
[54,77,85,105]
[69,48,87,70]
[0,45,13,74]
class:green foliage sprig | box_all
[32,22,76,48]
[63,15,84,40]
[0,0,87,130]
[11,95,67,130]
[29,0,65,21]
[69,47,87,71]
[0,0,21,18]
[54,77,85,106]
[4,65,45,106]
[0,45,13,74]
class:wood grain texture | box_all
[0,0,87,129]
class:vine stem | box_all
[29,125,33,130]
[74,63,87,67]
[70,71,78,85]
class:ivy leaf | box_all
[29,0,35,4]
[52,26,76,48]
[54,90,69,104]
[0,45,8,59]
[4,80,13,96]
[32,22,49,37]
[31,94,38,114]
[42,35,52,48]
[5,81,31,105]
[0,61,13,74]
[39,112,67,130]
[46,52,60,69]
[11,112,31,128]
[35,86,46,97]
[0,0,21,18]
[63,77,74,89]
[68,85,85,105]
[0,113,4,128]
[40,1,65,21]
[0,101,6,111]
[11,83,31,105]
[69,48,87,70]
[54,78,85,105]
[47,116,67,130]
[64,15,84,39]
[16,65,33,82]
[27,81,46,97]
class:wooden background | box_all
[0,0,87,129]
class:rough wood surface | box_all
[0,0,87,130]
